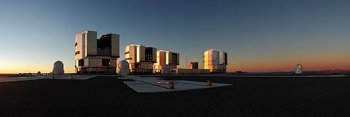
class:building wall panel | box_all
[111,34,120,57]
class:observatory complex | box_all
[203,49,228,73]
[125,44,157,73]
[75,31,120,74]
[73,30,228,75]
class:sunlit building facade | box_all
[75,31,120,74]
[203,49,227,73]
[125,44,157,73]
[154,50,180,73]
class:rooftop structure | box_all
[125,44,157,73]
[75,31,120,74]
[203,49,228,73]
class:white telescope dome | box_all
[118,60,130,76]
[295,64,303,74]
[53,61,64,75]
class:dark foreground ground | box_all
[0,76,350,117]
[0,74,17,78]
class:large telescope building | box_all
[203,49,228,73]
[75,31,120,74]
[154,50,180,73]
[125,44,157,73]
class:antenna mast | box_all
[185,56,188,69]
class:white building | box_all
[154,50,179,73]
[125,44,157,73]
[203,49,228,73]
[75,31,120,74]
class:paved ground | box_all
[0,75,350,117]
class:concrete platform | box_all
[238,75,347,78]
[50,75,99,80]
[0,76,45,82]
[122,76,232,93]
[0,75,100,82]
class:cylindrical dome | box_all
[118,60,129,69]
[295,64,303,74]
[53,61,64,75]
[118,60,130,76]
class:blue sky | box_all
[1,0,350,73]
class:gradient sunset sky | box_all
[0,0,350,73]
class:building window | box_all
[75,51,80,55]
[172,53,178,64]
[78,59,84,66]
[145,47,154,62]
[102,59,110,66]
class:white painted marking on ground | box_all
[124,81,170,92]
[121,76,232,93]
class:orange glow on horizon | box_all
[1,54,349,74]
[228,55,350,72]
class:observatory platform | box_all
[0,76,45,82]
[0,75,99,82]
[121,76,232,93]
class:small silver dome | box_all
[295,64,303,74]
[53,61,64,75]
[118,60,130,76]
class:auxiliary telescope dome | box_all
[53,61,64,75]
[118,60,130,76]
[295,64,303,74]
